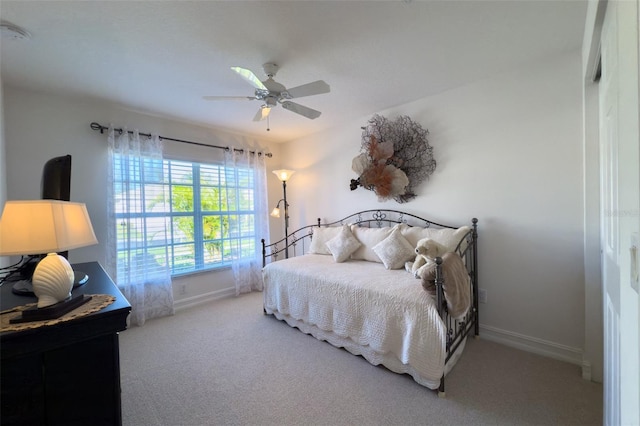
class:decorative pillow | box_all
[372,227,415,270]
[326,225,362,263]
[349,225,394,263]
[400,224,471,253]
[441,226,471,252]
[308,226,343,255]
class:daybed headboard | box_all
[261,209,478,266]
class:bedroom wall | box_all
[280,52,587,364]
[2,52,590,366]
[2,86,280,308]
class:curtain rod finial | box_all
[90,122,104,134]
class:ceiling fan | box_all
[203,63,330,122]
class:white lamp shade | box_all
[272,169,295,182]
[0,200,98,256]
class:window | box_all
[113,156,258,276]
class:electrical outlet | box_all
[179,284,187,295]
[478,288,487,304]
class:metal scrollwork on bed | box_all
[261,209,478,396]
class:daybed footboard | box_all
[433,219,478,396]
[261,209,478,396]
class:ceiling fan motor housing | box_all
[262,77,286,94]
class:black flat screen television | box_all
[41,154,71,201]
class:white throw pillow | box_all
[437,226,471,252]
[349,225,393,263]
[326,226,362,263]
[372,227,415,270]
[400,224,471,252]
[308,226,342,255]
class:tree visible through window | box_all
[113,156,257,276]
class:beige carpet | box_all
[119,291,602,426]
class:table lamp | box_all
[0,200,98,309]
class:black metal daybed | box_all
[261,209,478,397]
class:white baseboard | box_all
[479,324,584,367]
[581,361,592,381]
[173,287,236,312]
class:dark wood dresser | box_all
[1,261,131,425]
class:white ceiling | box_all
[0,1,587,143]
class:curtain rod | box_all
[90,122,272,158]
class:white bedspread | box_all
[262,254,465,389]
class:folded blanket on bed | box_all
[422,252,470,320]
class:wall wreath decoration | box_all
[350,114,436,203]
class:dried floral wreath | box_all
[350,114,436,203]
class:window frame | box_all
[113,155,258,277]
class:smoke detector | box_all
[0,22,31,41]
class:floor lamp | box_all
[270,169,295,258]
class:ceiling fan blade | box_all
[283,80,330,99]
[231,66,268,91]
[253,106,271,122]
[203,96,255,101]
[281,101,321,120]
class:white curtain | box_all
[106,126,174,326]
[224,148,270,295]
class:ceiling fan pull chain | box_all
[267,115,270,132]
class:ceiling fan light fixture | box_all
[253,105,271,122]
[265,97,277,107]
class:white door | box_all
[599,1,640,425]
[600,4,621,422]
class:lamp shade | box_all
[0,200,98,256]
[272,169,295,182]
